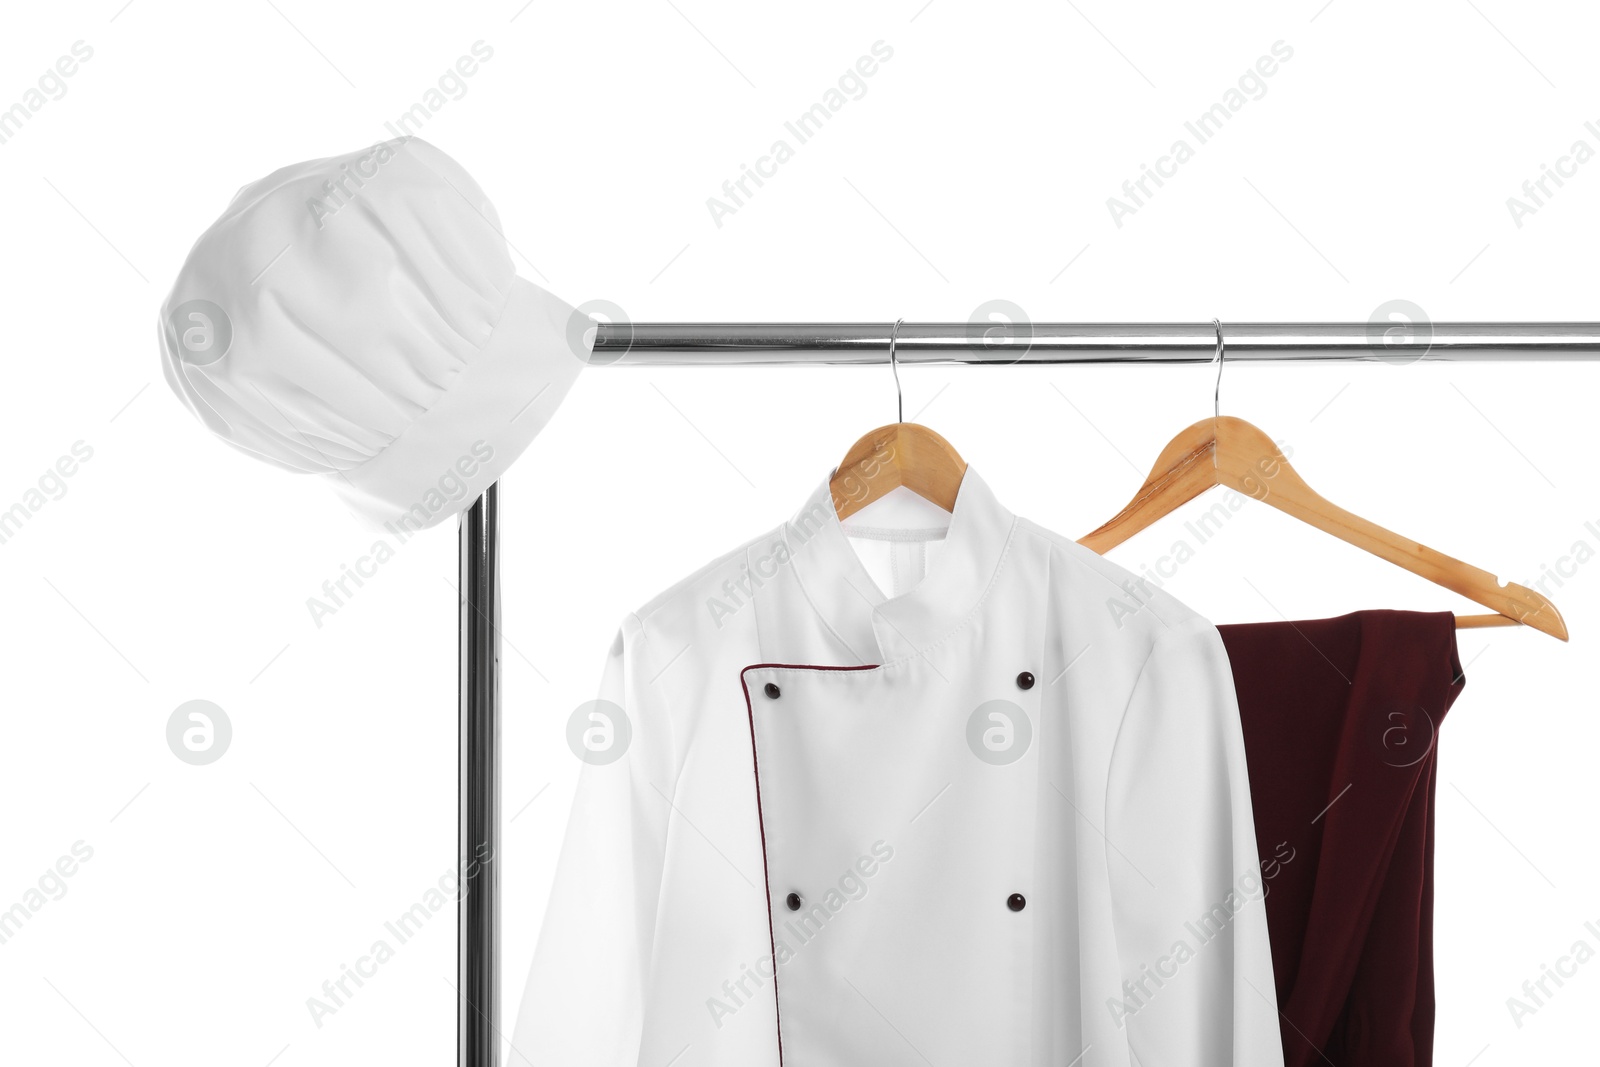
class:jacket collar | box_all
[784,467,1018,664]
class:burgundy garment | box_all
[1217,610,1465,1067]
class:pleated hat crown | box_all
[159,138,588,529]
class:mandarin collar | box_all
[784,467,1018,664]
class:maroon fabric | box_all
[1217,611,1465,1067]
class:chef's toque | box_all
[158,137,591,530]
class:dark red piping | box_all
[739,662,879,1067]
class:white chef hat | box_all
[159,137,592,530]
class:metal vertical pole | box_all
[459,486,500,1067]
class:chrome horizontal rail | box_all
[591,322,1600,364]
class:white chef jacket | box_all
[511,469,1282,1067]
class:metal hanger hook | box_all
[1212,318,1225,421]
[890,318,904,423]
[1212,318,1225,469]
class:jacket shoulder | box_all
[626,524,787,646]
[1014,517,1213,642]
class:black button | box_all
[1016,671,1035,690]
[786,892,802,911]
[1007,893,1027,912]
[764,682,781,699]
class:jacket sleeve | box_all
[1104,616,1284,1067]
[509,612,679,1067]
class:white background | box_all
[2,0,1597,1064]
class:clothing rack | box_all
[455,321,1600,1066]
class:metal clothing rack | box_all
[454,320,1600,1066]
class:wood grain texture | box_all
[830,423,968,522]
[1078,416,1568,640]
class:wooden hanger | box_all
[830,319,968,521]
[1078,414,1568,640]
[832,422,967,520]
